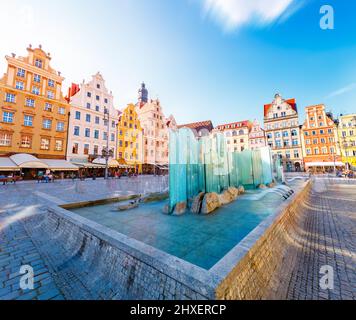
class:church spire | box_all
[138,82,148,105]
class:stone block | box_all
[172,202,187,216]
[201,193,221,215]
[190,192,205,213]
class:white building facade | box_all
[66,73,118,163]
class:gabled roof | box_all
[264,98,297,117]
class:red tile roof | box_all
[264,98,297,117]
[216,120,252,131]
[178,120,214,131]
[65,83,80,103]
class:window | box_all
[275,132,281,138]
[33,74,41,83]
[94,145,99,155]
[0,133,12,146]
[58,106,65,115]
[48,79,55,88]
[3,112,14,123]
[292,139,299,146]
[87,92,91,98]
[291,130,297,136]
[95,116,100,124]
[75,111,81,120]
[85,128,90,137]
[314,148,319,155]
[104,98,108,104]
[35,58,43,68]
[24,115,33,127]
[55,140,63,151]
[74,126,80,136]
[96,95,100,101]
[94,130,99,139]
[96,83,101,89]
[312,131,316,135]
[321,138,326,144]
[44,103,52,112]
[84,144,89,155]
[328,129,332,134]
[103,132,108,141]
[72,143,79,154]
[267,133,272,139]
[119,140,123,147]
[306,148,311,155]
[32,86,40,95]
[304,131,309,136]
[283,140,290,147]
[275,140,282,147]
[40,138,50,150]
[47,91,54,99]
[282,131,289,137]
[5,93,16,103]
[26,98,35,107]
[56,122,64,132]
[111,133,115,142]
[86,103,91,109]
[320,129,324,134]
[17,68,25,77]
[281,112,286,117]
[112,121,116,128]
[294,150,299,158]
[330,147,335,154]
[42,119,52,129]
[86,114,91,122]
[16,81,24,90]
[95,105,100,112]
[322,147,327,154]
[21,135,31,148]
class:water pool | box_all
[69,182,305,270]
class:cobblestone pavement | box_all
[0,176,167,300]
[270,178,356,300]
[1,176,355,300]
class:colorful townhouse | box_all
[135,83,173,174]
[65,73,118,167]
[117,103,143,173]
[0,45,70,160]
[249,119,267,150]
[215,121,252,153]
[264,94,303,172]
[337,114,356,169]
[301,104,342,171]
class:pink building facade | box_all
[249,119,267,150]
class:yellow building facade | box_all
[338,114,356,168]
[0,45,69,159]
[117,104,143,173]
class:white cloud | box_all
[202,0,300,31]
[327,83,356,98]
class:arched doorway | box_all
[295,162,301,172]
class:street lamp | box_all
[103,108,113,179]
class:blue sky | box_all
[0,0,355,125]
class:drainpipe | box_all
[65,111,71,160]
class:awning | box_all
[92,158,120,168]
[0,158,20,171]
[10,154,48,169]
[305,161,345,167]
[41,159,79,171]
[71,162,106,169]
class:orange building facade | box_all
[301,104,342,170]
[0,45,70,159]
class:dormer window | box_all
[35,58,43,68]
